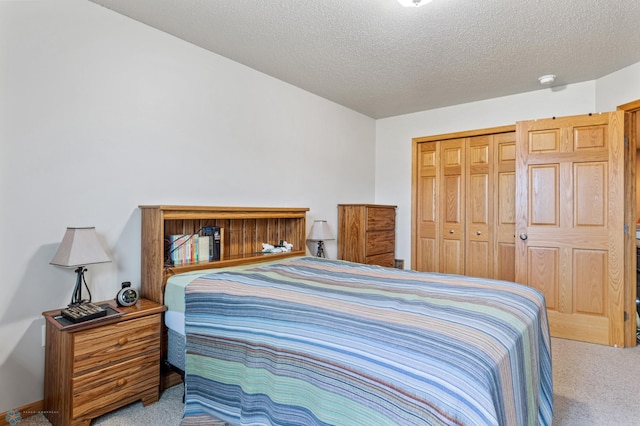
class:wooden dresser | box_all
[43,299,166,426]
[337,204,397,267]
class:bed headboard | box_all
[139,205,309,305]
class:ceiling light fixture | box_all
[538,74,556,85]
[397,0,432,7]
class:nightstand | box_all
[42,298,166,426]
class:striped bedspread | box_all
[181,257,552,426]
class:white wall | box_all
[0,0,376,411]
[376,61,640,270]
[596,61,640,111]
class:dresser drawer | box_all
[366,207,395,231]
[366,252,395,268]
[365,231,395,256]
[72,353,160,419]
[73,315,160,374]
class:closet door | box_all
[494,132,517,281]
[465,135,493,278]
[440,139,465,274]
[415,142,438,271]
[515,112,625,346]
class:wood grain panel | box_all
[366,207,396,231]
[497,242,515,282]
[498,173,516,224]
[74,316,160,374]
[422,150,436,167]
[574,126,607,150]
[469,144,489,166]
[527,246,559,310]
[574,249,607,315]
[418,238,437,272]
[365,252,395,267]
[444,175,461,223]
[530,165,558,226]
[574,162,606,227]
[499,141,516,162]
[337,205,365,263]
[443,145,461,166]
[338,205,396,267]
[72,355,159,419]
[494,132,516,282]
[467,240,490,278]
[420,176,436,223]
[365,231,395,256]
[442,239,463,274]
[530,130,560,152]
[468,174,488,224]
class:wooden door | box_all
[465,135,493,278]
[515,112,625,346]
[415,142,438,271]
[494,132,517,281]
[440,139,465,274]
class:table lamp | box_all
[307,220,334,258]
[50,227,111,306]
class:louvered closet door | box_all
[440,139,465,274]
[465,135,493,278]
[515,112,625,346]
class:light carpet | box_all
[18,337,640,425]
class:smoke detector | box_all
[538,74,556,85]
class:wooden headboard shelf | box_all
[139,205,309,304]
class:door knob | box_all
[519,233,528,240]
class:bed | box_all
[164,256,552,425]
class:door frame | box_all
[618,99,640,347]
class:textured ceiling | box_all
[88,0,640,119]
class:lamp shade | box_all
[50,227,111,267]
[307,220,334,241]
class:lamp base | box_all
[69,266,91,306]
[316,241,326,258]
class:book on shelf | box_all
[198,236,210,263]
[201,226,221,261]
[167,227,222,266]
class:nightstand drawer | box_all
[72,353,160,419]
[73,315,160,373]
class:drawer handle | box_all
[116,378,127,387]
[118,337,128,346]
[449,229,454,234]
[476,231,482,236]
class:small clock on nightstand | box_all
[116,281,139,307]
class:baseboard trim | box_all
[0,400,44,426]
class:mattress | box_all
[170,257,552,425]
[164,260,290,371]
